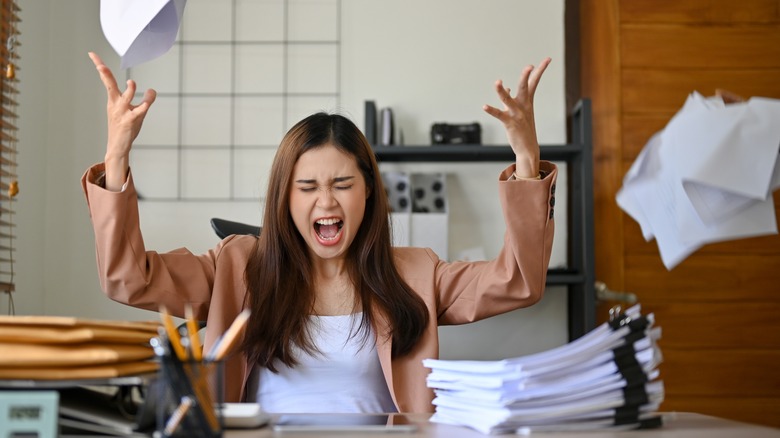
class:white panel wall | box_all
[9,0,568,359]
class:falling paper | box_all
[100,0,187,70]
[617,92,780,270]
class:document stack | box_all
[0,315,159,380]
[423,305,664,434]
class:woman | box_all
[83,52,557,413]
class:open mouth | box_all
[314,218,344,241]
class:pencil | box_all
[163,395,194,436]
[183,364,220,432]
[160,305,188,361]
[207,309,251,361]
[185,304,203,362]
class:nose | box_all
[315,187,337,208]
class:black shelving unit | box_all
[372,99,595,341]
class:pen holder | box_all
[151,337,224,438]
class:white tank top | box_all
[255,313,397,413]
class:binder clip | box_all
[150,332,223,438]
[608,305,629,328]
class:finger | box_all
[482,104,508,123]
[715,88,744,103]
[142,88,157,107]
[135,89,158,115]
[515,64,534,98]
[131,89,158,123]
[527,57,552,97]
[88,51,105,69]
[494,80,514,108]
[122,79,137,104]
[89,52,121,99]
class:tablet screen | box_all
[273,414,417,433]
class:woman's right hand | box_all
[88,52,156,191]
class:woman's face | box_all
[289,144,369,262]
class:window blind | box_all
[1,0,20,314]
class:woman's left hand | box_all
[483,57,551,179]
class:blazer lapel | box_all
[372,306,397,408]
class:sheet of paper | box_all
[617,92,780,270]
[100,0,187,69]
[661,94,780,224]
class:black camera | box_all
[430,122,481,145]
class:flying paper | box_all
[100,0,187,69]
[617,92,780,270]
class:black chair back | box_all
[210,218,261,239]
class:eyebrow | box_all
[294,176,355,184]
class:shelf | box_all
[371,99,596,341]
[372,144,583,162]
[546,270,586,286]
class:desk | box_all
[225,413,780,437]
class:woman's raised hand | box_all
[483,57,551,179]
[88,52,157,190]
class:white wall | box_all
[8,0,568,359]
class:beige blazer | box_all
[81,161,557,413]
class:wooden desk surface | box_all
[225,412,780,437]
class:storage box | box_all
[381,171,411,247]
[410,172,448,259]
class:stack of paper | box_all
[423,305,664,434]
[617,92,780,270]
[0,315,159,380]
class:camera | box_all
[430,122,481,145]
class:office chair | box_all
[171,219,261,361]
[210,218,262,239]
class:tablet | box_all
[272,413,418,433]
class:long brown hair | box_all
[241,112,429,372]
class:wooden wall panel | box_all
[580,0,626,295]
[580,0,780,427]
[622,114,671,161]
[622,25,780,69]
[660,349,780,396]
[642,303,780,348]
[620,0,780,24]
[625,253,780,302]
[663,397,780,429]
[622,69,780,113]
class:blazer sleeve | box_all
[435,161,557,325]
[81,162,226,319]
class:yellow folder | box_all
[0,342,154,367]
[0,361,158,380]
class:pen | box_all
[206,308,251,361]
[185,304,203,362]
[163,395,194,436]
[160,305,188,361]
